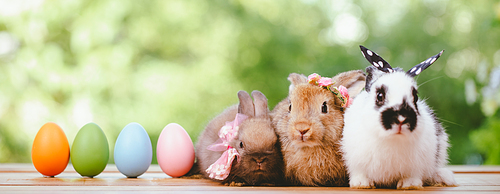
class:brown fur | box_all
[195,91,284,185]
[271,70,366,186]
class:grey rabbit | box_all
[195,90,284,186]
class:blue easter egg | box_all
[114,122,152,178]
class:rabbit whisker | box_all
[438,118,463,127]
[418,76,444,88]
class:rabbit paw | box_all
[349,175,375,189]
[397,177,423,190]
[434,168,458,187]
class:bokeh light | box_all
[0,0,499,164]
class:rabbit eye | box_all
[289,104,292,112]
[376,85,387,107]
[321,101,328,113]
[377,92,384,102]
[239,141,244,148]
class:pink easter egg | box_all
[156,123,195,177]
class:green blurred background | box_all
[0,0,499,165]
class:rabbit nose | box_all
[398,115,405,123]
[254,158,266,169]
[255,157,266,164]
[295,122,311,135]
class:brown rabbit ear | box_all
[288,73,307,94]
[251,90,268,118]
[238,90,255,116]
[332,70,366,98]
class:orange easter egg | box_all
[31,122,70,177]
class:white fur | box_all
[341,71,457,189]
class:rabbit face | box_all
[368,72,419,137]
[358,45,443,139]
[286,84,344,148]
[228,117,283,185]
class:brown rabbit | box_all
[195,90,284,186]
[271,70,366,186]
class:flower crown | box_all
[307,73,352,108]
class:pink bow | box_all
[206,113,248,180]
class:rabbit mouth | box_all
[298,132,309,141]
[383,119,415,136]
[388,120,412,135]
[291,134,321,148]
[292,131,312,143]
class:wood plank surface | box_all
[1,164,499,193]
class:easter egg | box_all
[156,123,195,177]
[114,122,152,178]
[71,122,109,177]
[31,122,70,177]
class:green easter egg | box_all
[71,122,109,177]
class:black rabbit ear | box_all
[360,45,394,73]
[407,50,444,77]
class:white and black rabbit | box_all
[196,90,284,186]
[341,45,457,189]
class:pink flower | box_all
[317,77,333,87]
[344,96,353,108]
[337,85,352,108]
[338,85,348,97]
[308,73,321,84]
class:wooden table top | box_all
[1,164,499,193]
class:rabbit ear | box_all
[407,50,444,77]
[251,90,269,118]
[360,45,394,73]
[364,66,386,92]
[332,70,367,98]
[288,73,307,94]
[238,90,255,117]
